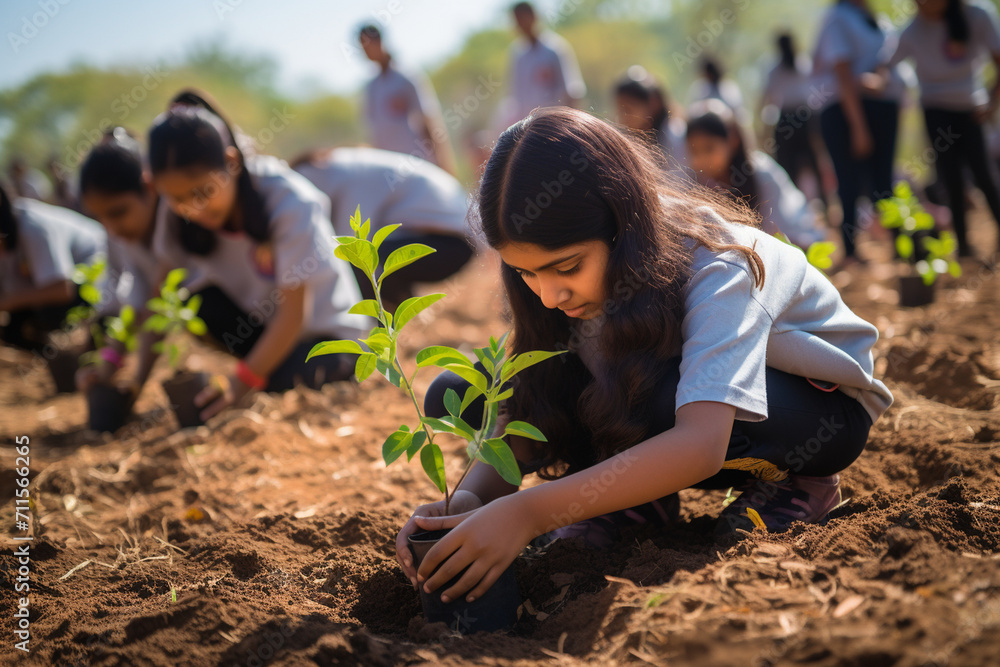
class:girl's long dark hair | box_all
[476,107,764,478]
[79,127,145,196]
[147,88,268,255]
[944,0,970,45]
[777,32,796,70]
[0,182,17,252]
[686,100,760,209]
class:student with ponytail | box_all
[881,0,1000,258]
[147,89,367,420]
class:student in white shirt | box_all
[508,2,587,120]
[359,24,456,176]
[0,182,106,351]
[686,100,826,249]
[75,128,164,393]
[761,33,829,213]
[396,108,890,602]
[613,66,690,175]
[292,146,473,306]
[147,91,368,420]
[813,0,905,261]
[882,0,1000,258]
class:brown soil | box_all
[2,218,1000,666]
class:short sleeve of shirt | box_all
[20,218,73,287]
[974,2,1000,54]
[554,39,586,100]
[817,13,853,66]
[676,258,773,422]
[884,23,914,67]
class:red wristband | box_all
[236,360,267,390]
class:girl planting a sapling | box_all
[145,90,367,422]
[397,107,893,607]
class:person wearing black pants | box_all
[814,0,906,261]
[883,0,1000,259]
[423,355,873,546]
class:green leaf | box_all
[372,223,402,250]
[948,261,962,278]
[164,268,186,291]
[360,216,371,240]
[334,239,379,276]
[460,386,483,415]
[186,318,207,336]
[364,332,392,354]
[121,305,135,326]
[500,350,566,383]
[405,430,427,462]
[355,352,377,382]
[349,205,362,233]
[488,386,514,404]
[393,293,445,331]
[504,420,547,441]
[421,416,458,436]
[895,234,914,260]
[374,358,403,388]
[306,339,364,361]
[480,438,522,485]
[186,293,203,316]
[443,388,461,417]
[379,243,436,283]
[348,299,381,318]
[415,345,473,368]
[382,429,413,465]
[441,414,477,440]
[442,363,488,394]
[146,297,169,313]
[420,444,447,493]
[473,347,496,375]
[805,241,836,271]
[80,283,102,306]
[142,313,171,333]
[913,211,935,231]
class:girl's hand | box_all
[396,489,482,587]
[850,124,874,160]
[194,373,252,421]
[415,493,536,605]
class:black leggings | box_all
[821,98,900,258]
[923,107,1000,256]
[774,110,828,212]
[425,356,873,487]
[352,233,473,305]
[193,285,356,392]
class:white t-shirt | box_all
[152,155,368,342]
[102,234,160,314]
[886,1,1000,110]
[659,116,691,175]
[293,147,470,238]
[575,206,892,426]
[509,30,586,119]
[362,62,442,166]
[0,198,105,296]
[813,1,906,106]
[751,151,826,248]
[764,57,815,110]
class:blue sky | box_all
[2,0,543,96]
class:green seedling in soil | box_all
[877,181,962,285]
[142,268,208,369]
[65,257,108,347]
[722,486,737,508]
[308,207,565,512]
[79,305,138,368]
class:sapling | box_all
[142,268,208,369]
[308,207,565,513]
[79,304,138,368]
[876,181,962,285]
[65,257,108,341]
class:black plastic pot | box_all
[86,384,133,432]
[899,275,935,308]
[46,348,80,394]
[407,528,521,633]
[162,371,209,428]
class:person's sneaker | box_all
[714,474,841,542]
[531,493,680,550]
